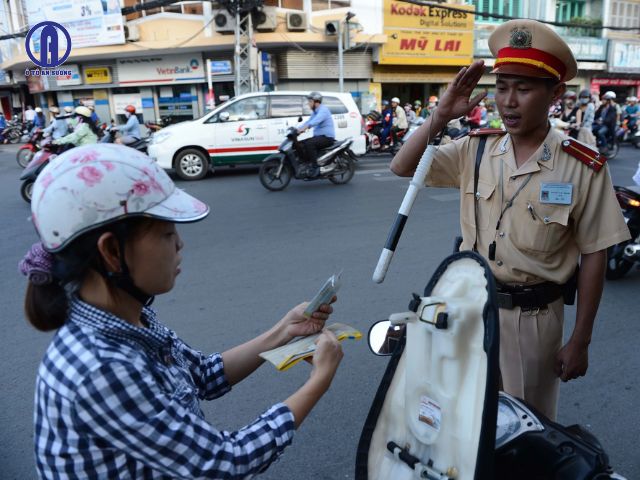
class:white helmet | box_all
[603,91,616,100]
[31,144,209,252]
[63,106,73,113]
[628,96,638,103]
[74,106,92,118]
[391,97,400,104]
[35,107,42,113]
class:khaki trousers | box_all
[498,297,564,420]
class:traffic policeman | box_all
[391,19,630,420]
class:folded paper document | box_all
[260,323,362,371]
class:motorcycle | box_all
[357,251,627,480]
[19,139,70,203]
[258,127,357,191]
[3,119,27,144]
[616,119,640,149]
[17,128,44,168]
[606,185,640,280]
[364,111,384,154]
[99,125,149,154]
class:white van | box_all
[148,91,366,180]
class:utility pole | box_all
[220,0,262,96]
[337,21,343,93]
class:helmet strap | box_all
[101,235,154,307]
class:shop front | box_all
[594,40,640,100]
[115,53,207,124]
[375,0,475,107]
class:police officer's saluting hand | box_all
[391,20,630,421]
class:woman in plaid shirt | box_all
[19,144,343,479]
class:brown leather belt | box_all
[495,281,565,310]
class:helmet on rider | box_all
[124,104,136,114]
[30,144,209,303]
[49,106,60,114]
[628,96,638,103]
[391,97,400,105]
[35,107,42,113]
[381,99,389,107]
[74,106,92,118]
[563,91,577,100]
[63,106,73,114]
[306,92,323,103]
[428,96,438,103]
[603,91,616,100]
[414,100,422,106]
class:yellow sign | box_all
[381,1,475,66]
[84,67,112,85]
[369,82,382,111]
[384,0,474,30]
[381,30,474,66]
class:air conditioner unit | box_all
[286,12,307,31]
[213,10,236,33]
[124,23,140,42]
[254,7,277,32]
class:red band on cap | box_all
[496,47,566,81]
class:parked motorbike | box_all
[357,251,627,480]
[3,119,27,144]
[258,127,356,191]
[17,128,44,168]
[606,185,640,280]
[19,139,70,203]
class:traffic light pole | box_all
[234,12,255,95]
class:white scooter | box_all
[356,251,626,480]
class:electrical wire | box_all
[397,0,640,32]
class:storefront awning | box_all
[373,65,458,84]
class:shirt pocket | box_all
[463,178,497,230]
[511,202,571,255]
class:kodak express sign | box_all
[380,0,475,66]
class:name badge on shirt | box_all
[539,183,573,205]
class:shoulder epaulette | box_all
[468,128,507,137]
[560,138,606,172]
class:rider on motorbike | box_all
[594,91,618,152]
[53,106,100,147]
[624,96,638,133]
[297,92,335,174]
[116,105,142,147]
[42,106,69,140]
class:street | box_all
[1,143,639,479]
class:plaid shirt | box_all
[34,299,295,479]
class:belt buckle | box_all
[497,292,514,310]
[521,307,541,316]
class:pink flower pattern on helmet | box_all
[30,144,210,252]
[76,166,103,187]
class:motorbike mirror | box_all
[298,116,303,122]
[368,320,404,356]
[219,111,230,122]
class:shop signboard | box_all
[260,52,277,86]
[84,66,112,84]
[24,0,125,50]
[117,54,205,86]
[56,64,82,86]
[380,0,475,66]
[210,60,233,76]
[113,93,143,114]
[609,41,640,73]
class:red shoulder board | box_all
[468,128,507,137]
[561,138,606,172]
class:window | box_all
[611,1,640,28]
[472,0,522,22]
[207,96,268,123]
[270,95,304,118]
[555,0,585,23]
[322,97,348,115]
[312,0,351,11]
[263,0,304,9]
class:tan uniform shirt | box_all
[426,127,631,285]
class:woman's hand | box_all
[280,296,337,340]
[309,329,344,388]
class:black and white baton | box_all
[373,145,437,284]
